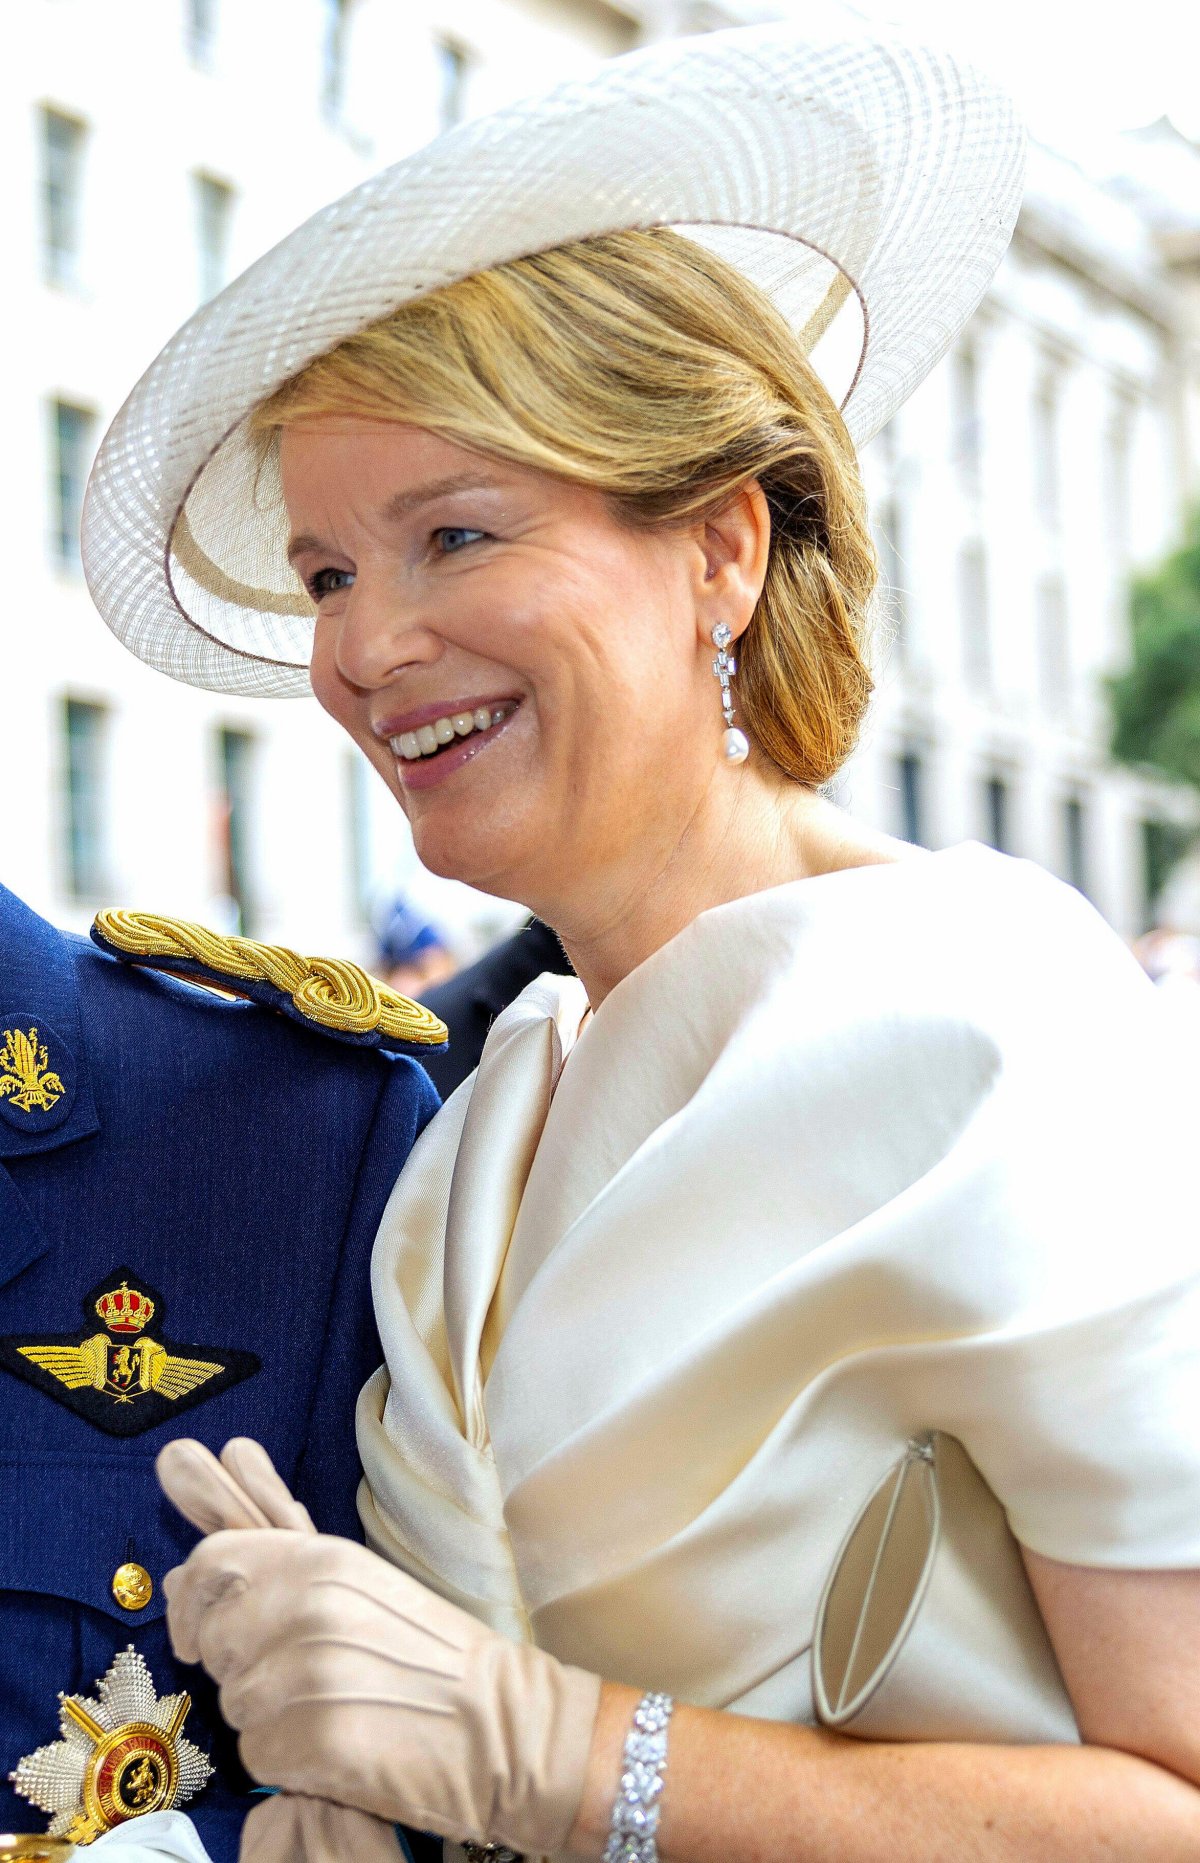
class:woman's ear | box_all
[691,481,771,644]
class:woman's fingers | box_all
[156,1436,314,1539]
[157,1438,273,1533]
[221,1438,316,1535]
[162,1530,268,1666]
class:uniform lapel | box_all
[0,1160,49,1289]
[0,885,99,1161]
[0,885,100,1286]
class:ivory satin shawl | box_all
[358,842,1200,1723]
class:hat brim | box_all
[82,17,1025,698]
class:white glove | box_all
[158,1440,601,1856]
[90,1810,214,1860]
[239,1794,408,1861]
[157,1437,403,1862]
[157,1436,316,1537]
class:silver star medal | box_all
[9,1646,213,1845]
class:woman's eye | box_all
[433,527,487,556]
[307,567,355,601]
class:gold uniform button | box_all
[112,1562,153,1611]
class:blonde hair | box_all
[253,229,876,784]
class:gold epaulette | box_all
[92,910,448,1049]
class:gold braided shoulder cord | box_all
[94,910,447,1048]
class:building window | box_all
[958,540,990,690]
[951,338,981,490]
[1062,793,1088,895]
[50,399,95,570]
[322,0,350,117]
[436,38,470,132]
[1035,574,1070,710]
[41,107,86,287]
[1104,395,1135,567]
[1032,364,1061,527]
[983,774,1009,853]
[216,727,257,933]
[895,750,925,846]
[1139,819,1192,931]
[194,172,233,302]
[873,497,908,659]
[62,699,109,898]
[185,0,217,65]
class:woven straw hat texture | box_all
[81,17,1025,697]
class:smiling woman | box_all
[81,16,1200,1863]
[254,229,876,789]
[253,230,880,918]
[269,465,860,926]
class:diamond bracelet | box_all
[603,1690,675,1863]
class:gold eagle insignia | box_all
[18,1336,223,1404]
[0,1268,260,1438]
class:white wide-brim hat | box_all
[82,15,1025,698]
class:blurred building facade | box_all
[4,0,639,958]
[4,0,1198,954]
[848,136,1200,936]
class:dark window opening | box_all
[63,698,109,898]
[42,107,86,286]
[984,774,1009,853]
[194,171,233,302]
[50,399,95,570]
[1063,794,1088,895]
[216,727,257,934]
[896,751,925,846]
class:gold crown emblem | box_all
[95,1281,156,1335]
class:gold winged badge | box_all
[0,1271,260,1438]
[19,1316,222,1406]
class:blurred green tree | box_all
[1109,508,1200,791]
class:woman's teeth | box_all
[390,705,514,762]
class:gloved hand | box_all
[158,1435,317,1536]
[158,1439,601,1857]
[240,1794,408,1861]
[158,1438,403,1862]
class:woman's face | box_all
[283,419,738,919]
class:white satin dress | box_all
[358,842,1200,1729]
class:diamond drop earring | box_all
[712,624,750,764]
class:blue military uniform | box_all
[0,884,441,1859]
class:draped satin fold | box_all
[359,844,1200,1723]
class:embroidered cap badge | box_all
[0,1026,64,1114]
[0,1013,78,1137]
[0,1267,260,1437]
[10,1645,213,1845]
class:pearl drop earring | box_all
[712,623,750,764]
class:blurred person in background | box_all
[1134,926,1200,1034]
[373,893,457,999]
[1136,925,1200,991]
[421,915,570,1097]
